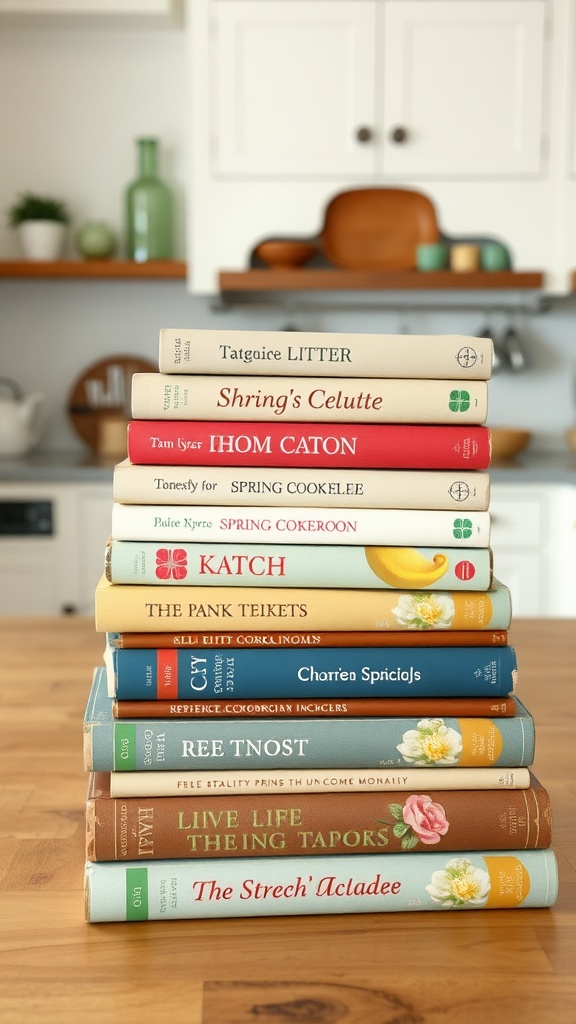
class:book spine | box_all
[157,328,493,379]
[131,374,489,425]
[84,679,534,772]
[126,421,492,470]
[113,696,517,719]
[105,541,493,590]
[110,505,491,548]
[94,578,512,633]
[84,848,559,921]
[113,462,491,511]
[109,766,532,798]
[108,645,518,701]
[108,629,509,649]
[85,776,551,862]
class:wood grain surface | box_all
[0,616,574,1024]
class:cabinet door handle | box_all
[390,125,408,144]
[355,126,374,143]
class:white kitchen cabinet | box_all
[75,485,114,616]
[382,1,545,177]
[489,482,576,617]
[0,481,112,616]
[212,1,376,177]
[209,0,546,179]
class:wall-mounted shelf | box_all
[0,259,187,279]
[219,268,544,293]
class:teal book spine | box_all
[84,848,558,921]
[107,644,517,700]
[105,541,493,590]
[83,668,534,772]
[110,503,491,547]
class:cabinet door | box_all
[212,0,376,176]
[75,486,113,616]
[489,551,543,617]
[0,540,64,615]
[382,1,545,176]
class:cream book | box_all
[131,374,488,425]
[157,328,493,379]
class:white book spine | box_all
[110,503,491,547]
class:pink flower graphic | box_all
[402,794,449,845]
[377,794,450,849]
[155,547,188,580]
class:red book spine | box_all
[127,420,491,470]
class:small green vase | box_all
[125,137,174,262]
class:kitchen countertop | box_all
[0,450,117,482]
[0,448,575,485]
[1,616,574,1023]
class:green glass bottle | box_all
[125,137,174,262]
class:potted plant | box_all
[8,192,70,260]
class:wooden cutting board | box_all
[321,187,440,269]
[67,354,156,451]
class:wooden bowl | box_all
[490,428,532,460]
[254,240,317,269]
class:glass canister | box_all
[125,137,174,261]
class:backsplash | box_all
[0,277,574,456]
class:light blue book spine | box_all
[85,849,558,921]
[106,541,493,590]
[108,644,517,700]
[84,668,534,772]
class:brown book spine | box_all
[86,773,552,861]
[110,629,509,649]
[112,696,517,719]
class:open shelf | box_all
[0,259,187,279]
[219,268,544,292]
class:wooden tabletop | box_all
[0,616,574,1024]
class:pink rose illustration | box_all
[402,794,449,845]
[155,547,188,580]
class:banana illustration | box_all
[364,547,450,588]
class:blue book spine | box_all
[85,849,558,921]
[108,644,518,700]
[84,668,534,772]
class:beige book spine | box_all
[131,374,488,424]
[158,328,493,379]
[113,460,490,510]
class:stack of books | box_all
[83,327,558,922]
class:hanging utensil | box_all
[503,327,527,372]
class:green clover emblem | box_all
[453,518,473,539]
[448,389,471,413]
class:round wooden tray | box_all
[321,187,440,269]
[67,354,156,451]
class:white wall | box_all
[0,19,575,456]
[0,24,187,258]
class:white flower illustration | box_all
[392,593,455,630]
[397,718,463,766]
[426,857,491,907]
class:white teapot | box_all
[0,378,46,458]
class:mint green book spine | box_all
[105,541,493,590]
[84,849,558,922]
